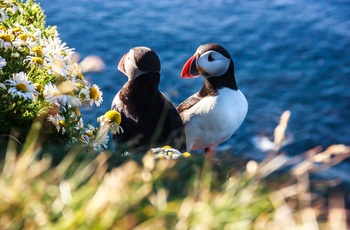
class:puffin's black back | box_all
[112,72,186,153]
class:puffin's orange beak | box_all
[117,53,127,75]
[181,54,200,78]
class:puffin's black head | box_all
[118,46,161,80]
[181,43,233,79]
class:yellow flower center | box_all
[79,92,86,100]
[74,107,81,116]
[0,26,6,31]
[33,57,43,65]
[75,83,84,90]
[32,47,43,57]
[18,33,29,41]
[89,87,99,100]
[59,120,66,127]
[182,152,191,158]
[12,28,22,33]
[0,34,11,43]
[15,83,28,92]
[77,72,85,80]
[104,110,122,125]
[86,131,94,137]
[34,83,43,93]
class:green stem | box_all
[27,66,36,78]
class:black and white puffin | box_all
[111,46,186,153]
[177,44,248,153]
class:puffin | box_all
[177,44,248,153]
[111,46,186,153]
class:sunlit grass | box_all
[1,1,349,228]
[0,111,349,229]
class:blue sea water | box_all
[37,0,350,177]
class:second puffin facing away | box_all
[177,44,248,152]
[111,46,186,153]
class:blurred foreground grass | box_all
[0,112,349,229]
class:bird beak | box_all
[181,54,200,78]
[117,53,127,75]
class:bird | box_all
[111,46,186,153]
[177,44,248,154]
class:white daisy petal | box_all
[5,72,38,100]
[0,56,6,69]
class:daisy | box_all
[80,84,103,106]
[24,55,44,66]
[43,36,74,58]
[5,72,39,100]
[0,56,6,69]
[47,113,66,134]
[3,0,22,14]
[80,133,109,152]
[88,123,110,152]
[84,124,96,137]
[56,81,81,107]
[44,82,82,108]
[43,82,60,100]
[67,62,80,78]
[88,84,103,106]
[44,52,71,78]
[92,134,109,152]
[97,110,123,135]
[80,134,91,145]
[68,63,88,84]
[80,134,93,150]
[71,111,84,131]
[0,33,12,50]
[42,35,75,79]
[12,23,41,40]
[12,33,37,50]
[31,46,43,58]
[86,124,97,137]
[55,92,81,108]
[80,124,98,150]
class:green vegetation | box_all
[0,0,108,150]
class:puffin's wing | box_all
[111,91,139,123]
[177,93,203,114]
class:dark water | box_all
[37,0,350,180]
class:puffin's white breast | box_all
[111,92,122,110]
[184,88,248,150]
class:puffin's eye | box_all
[208,53,214,62]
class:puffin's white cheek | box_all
[198,59,230,77]
[124,57,136,79]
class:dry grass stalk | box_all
[1,109,350,229]
[326,188,347,230]
[273,110,291,151]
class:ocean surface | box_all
[37,0,350,181]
